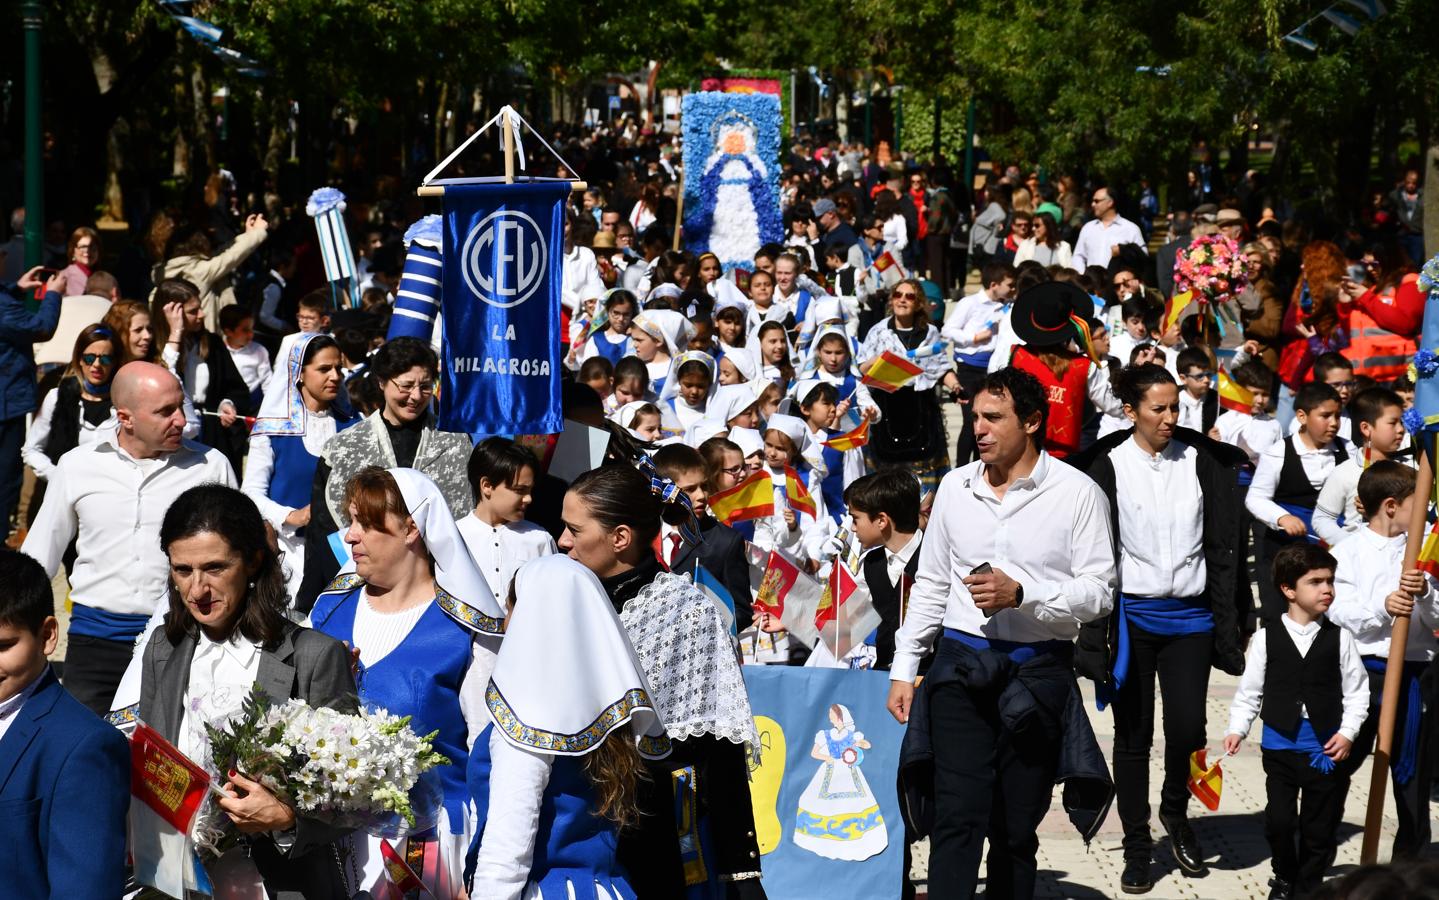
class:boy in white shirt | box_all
[1324,460,1439,860]
[219,305,272,406]
[1224,543,1368,899]
[1312,387,1407,546]
[1247,382,1346,622]
[455,437,557,599]
[943,262,1015,465]
[1215,360,1283,471]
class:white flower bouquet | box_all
[204,687,449,835]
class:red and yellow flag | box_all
[1217,371,1255,413]
[1417,518,1439,580]
[130,722,211,833]
[1187,749,1223,811]
[861,351,923,393]
[707,469,774,525]
[823,418,870,452]
[380,839,428,899]
[1163,289,1196,335]
[815,560,858,630]
[783,466,817,519]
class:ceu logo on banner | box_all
[459,209,548,308]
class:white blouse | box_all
[455,515,557,599]
[21,388,114,481]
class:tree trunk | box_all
[1425,143,1439,264]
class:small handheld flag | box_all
[754,549,823,645]
[707,469,775,525]
[824,418,870,452]
[1217,371,1255,413]
[694,563,738,636]
[380,838,431,899]
[1187,749,1224,811]
[861,351,924,393]
[1163,289,1196,335]
[783,466,817,518]
[130,722,212,833]
[815,561,882,660]
[871,250,906,288]
[1417,517,1439,580]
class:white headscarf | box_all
[765,413,814,456]
[729,426,764,459]
[799,324,860,380]
[390,468,505,637]
[633,309,695,358]
[658,350,717,403]
[720,347,760,382]
[487,556,671,759]
[250,332,354,436]
[705,380,766,427]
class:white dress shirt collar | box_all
[0,671,45,743]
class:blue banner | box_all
[742,666,905,898]
[440,181,568,434]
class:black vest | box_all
[862,541,923,672]
[835,266,858,298]
[1261,618,1343,736]
[43,377,111,464]
[1273,436,1347,509]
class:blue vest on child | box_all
[310,587,474,833]
[464,722,635,899]
[590,331,630,366]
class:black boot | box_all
[1268,876,1294,899]
[1121,857,1153,894]
[1159,814,1207,875]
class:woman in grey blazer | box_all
[134,484,359,899]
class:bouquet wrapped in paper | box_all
[198,687,449,849]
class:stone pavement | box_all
[905,671,1405,899]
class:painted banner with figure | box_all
[682,92,783,273]
[440,181,568,435]
[743,666,905,898]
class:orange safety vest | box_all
[1343,274,1419,382]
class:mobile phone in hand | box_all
[969,562,1002,618]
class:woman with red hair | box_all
[1275,241,1349,429]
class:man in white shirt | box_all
[887,367,1116,899]
[562,215,605,325]
[1071,186,1144,271]
[22,362,236,714]
[943,261,1015,465]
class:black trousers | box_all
[951,364,989,468]
[1263,748,1349,891]
[1340,661,1434,857]
[928,678,1060,899]
[0,414,24,527]
[63,633,135,716]
[1112,624,1211,859]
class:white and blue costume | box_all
[309,468,505,898]
[468,556,671,900]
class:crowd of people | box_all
[0,123,1434,900]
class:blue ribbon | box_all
[1261,719,1336,773]
[1363,657,1424,785]
[1276,501,1321,544]
[943,628,1067,665]
[1096,595,1212,712]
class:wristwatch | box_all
[1013,583,1024,609]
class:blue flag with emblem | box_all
[440,181,569,435]
[694,563,737,636]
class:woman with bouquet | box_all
[468,554,672,900]
[309,466,506,898]
[131,483,359,896]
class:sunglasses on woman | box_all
[81,353,114,366]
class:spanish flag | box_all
[1217,371,1254,413]
[1163,289,1196,334]
[1187,749,1224,811]
[861,351,923,393]
[707,470,774,525]
[823,418,870,452]
[784,466,817,519]
[1417,518,1439,580]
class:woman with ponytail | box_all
[561,463,767,899]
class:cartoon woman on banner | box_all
[695,111,771,270]
[793,703,888,860]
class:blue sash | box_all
[943,628,1068,664]
[1276,501,1321,544]
[1097,595,1213,711]
[1363,656,1425,785]
[1261,719,1337,773]
[68,603,152,642]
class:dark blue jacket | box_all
[0,286,61,420]
[0,667,129,899]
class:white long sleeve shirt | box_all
[471,730,552,900]
[456,514,558,599]
[1327,527,1439,662]
[1177,390,1206,432]
[240,413,341,530]
[1215,409,1282,465]
[1227,615,1369,741]
[1071,214,1144,271]
[21,388,114,481]
[1312,458,1365,547]
[226,340,272,393]
[21,426,237,616]
[1245,434,1342,530]
[941,291,1006,365]
[1110,437,1206,598]
[889,452,1117,682]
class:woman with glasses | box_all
[60,226,101,296]
[859,278,952,492]
[1014,211,1073,269]
[296,337,474,612]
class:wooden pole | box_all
[502,106,516,184]
[672,185,685,252]
[1360,438,1433,862]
